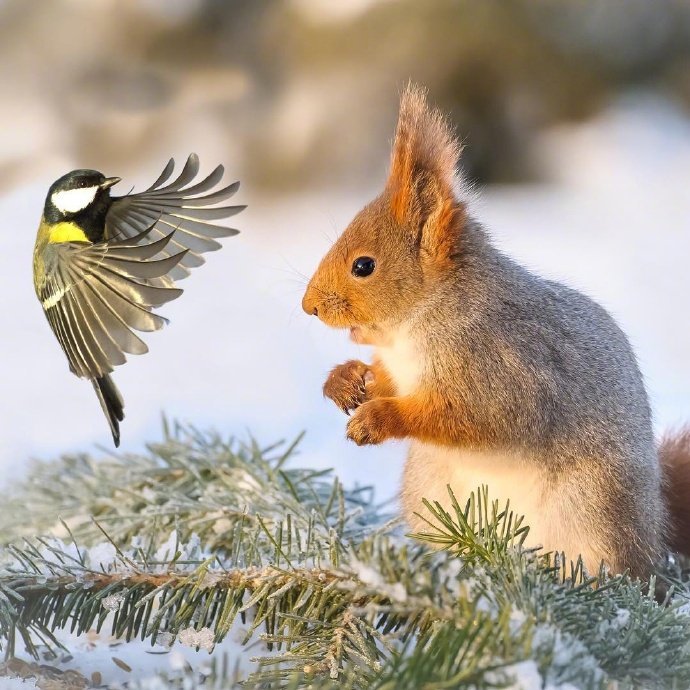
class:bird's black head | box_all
[44,169,121,237]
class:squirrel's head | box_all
[302,84,466,340]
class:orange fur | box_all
[369,358,397,398]
[347,396,406,446]
[387,84,462,223]
[347,388,485,447]
[323,358,397,415]
[423,201,466,274]
[305,85,477,449]
[301,85,467,329]
[385,84,466,272]
[659,428,690,555]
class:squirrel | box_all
[301,83,690,578]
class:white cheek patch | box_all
[51,186,99,214]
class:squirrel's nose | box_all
[302,290,318,316]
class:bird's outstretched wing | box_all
[105,153,245,282]
[36,228,185,380]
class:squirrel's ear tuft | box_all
[386,84,464,264]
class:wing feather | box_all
[152,152,200,191]
[59,288,104,377]
[80,276,149,355]
[85,270,168,332]
[105,154,244,280]
[122,207,222,255]
[45,303,81,376]
[70,280,127,366]
[145,157,176,191]
[97,251,189,282]
[37,232,184,380]
[167,181,240,206]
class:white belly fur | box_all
[401,442,601,572]
[374,326,421,396]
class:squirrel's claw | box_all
[346,399,400,446]
[323,360,371,415]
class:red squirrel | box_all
[302,84,690,577]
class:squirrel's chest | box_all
[375,329,423,396]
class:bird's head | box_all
[44,169,121,223]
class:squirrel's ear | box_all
[386,84,465,267]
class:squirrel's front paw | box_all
[323,360,373,414]
[346,398,403,446]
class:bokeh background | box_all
[1,0,689,502]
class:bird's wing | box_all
[36,228,186,380]
[105,153,245,282]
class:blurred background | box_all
[1,0,689,501]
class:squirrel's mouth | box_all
[349,326,383,346]
[349,327,364,343]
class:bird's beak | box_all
[100,176,121,190]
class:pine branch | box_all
[1,425,690,689]
[0,421,381,555]
[0,525,474,685]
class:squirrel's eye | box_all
[352,256,376,278]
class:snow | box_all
[1,681,37,690]
[676,599,690,617]
[532,623,603,687]
[596,607,632,635]
[500,660,544,690]
[86,542,118,572]
[1,623,252,689]
[615,608,631,627]
[440,556,463,597]
[101,592,126,612]
[497,660,580,690]
[177,627,215,652]
[509,606,528,631]
[349,556,407,602]
[154,531,204,569]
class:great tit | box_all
[33,154,244,447]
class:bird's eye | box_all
[351,256,376,278]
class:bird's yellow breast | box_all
[33,219,91,295]
[46,221,89,244]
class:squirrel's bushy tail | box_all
[659,428,690,555]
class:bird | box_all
[32,154,245,447]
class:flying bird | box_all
[32,154,244,446]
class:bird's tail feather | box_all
[92,375,124,447]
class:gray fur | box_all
[407,218,665,575]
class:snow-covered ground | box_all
[1,93,689,506]
[1,630,248,689]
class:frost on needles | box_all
[0,422,690,689]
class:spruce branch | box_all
[1,425,690,689]
[0,422,382,560]
[411,484,530,566]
